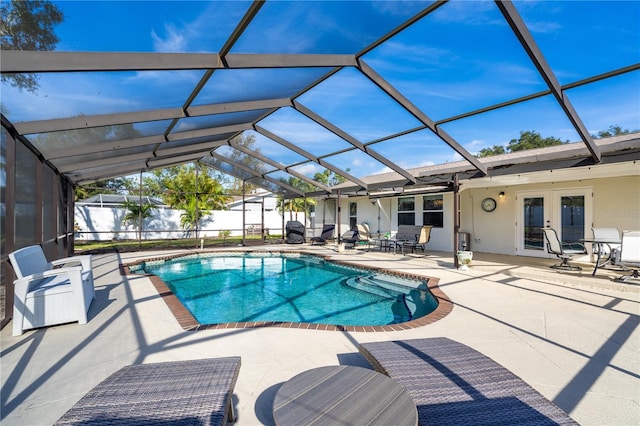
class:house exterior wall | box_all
[324,193,455,252]
[591,175,640,230]
[461,174,640,255]
[317,172,639,256]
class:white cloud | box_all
[525,21,561,34]
[433,1,503,26]
[374,166,394,175]
[465,139,487,151]
[293,163,323,177]
[450,152,464,162]
[151,24,186,52]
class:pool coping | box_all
[120,249,453,332]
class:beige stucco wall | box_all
[460,174,640,255]
[458,187,514,255]
[316,170,639,256]
[592,175,640,230]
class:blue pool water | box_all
[136,253,437,326]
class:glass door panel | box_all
[518,193,550,257]
[517,188,591,258]
[524,197,545,251]
[559,195,585,250]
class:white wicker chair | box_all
[8,245,94,336]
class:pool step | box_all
[345,275,420,317]
[345,274,419,298]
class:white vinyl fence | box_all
[75,206,306,241]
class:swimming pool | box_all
[132,253,438,327]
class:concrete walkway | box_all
[1,246,638,425]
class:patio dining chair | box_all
[393,225,433,254]
[591,227,622,264]
[615,230,640,282]
[541,228,586,271]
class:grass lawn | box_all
[74,235,284,254]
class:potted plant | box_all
[456,250,473,270]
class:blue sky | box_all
[2,0,639,181]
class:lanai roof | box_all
[2,0,639,198]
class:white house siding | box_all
[75,206,304,241]
[327,194,456,252]
[316,173,639,256]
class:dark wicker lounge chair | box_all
[55,357,241,425]
[359,338,577,425]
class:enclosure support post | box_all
[241,181,246,246]
[453,173,460,269]
[337,190,341,243]
[261,196,265,243]
[281,198,285,241]
[138,171,143,250]
[195,165,199,240]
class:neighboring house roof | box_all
[77,194,166,207]
[227,192,279,210]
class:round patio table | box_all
[580,237,622,275]
[273,365,418,426]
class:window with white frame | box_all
[349,202,357,229]
[423,195,443,228]
[397,197,415,225]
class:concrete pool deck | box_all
[1,245,639,425]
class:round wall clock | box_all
[481,197,497,212]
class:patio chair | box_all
[8,245,95,336]
[342,223,372,249]
[310,224,335,245]
[541,228,586,271]
[55,357,241,425]
[615,230,640,282]
[591,227,622,264]
[393,225,433,254]
[359,337,577,425]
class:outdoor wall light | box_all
[499,191,505,198]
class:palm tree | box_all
[120,199,154,241]
[180,197,205,237]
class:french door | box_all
[516,188,592,258]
